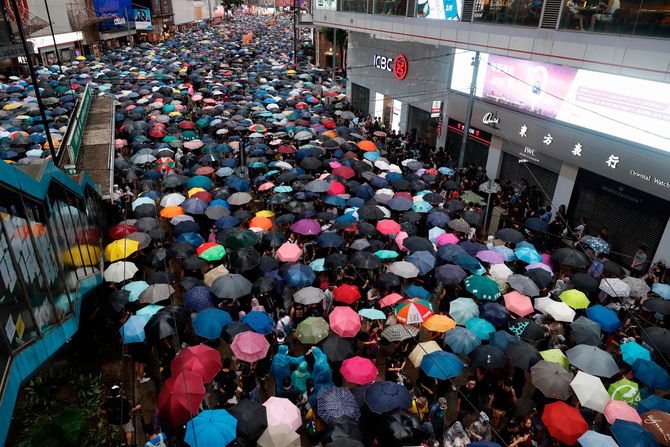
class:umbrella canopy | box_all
[586,304,622,333]
[542,402,588,446]
[571,371,610,412]
[171,344,222,383]
[231,330,270,363]
[464,275,501,301]
[419,351,463,380]
[395,298,434,324]
[365,381,412,413]
[531,360,574,400]
[157,371,206,427]
[449,297,479,324]
[316,387,361,424]
[605,400,643,425]
[611,419,659,447]
[184,409,237,447]
[257,424,300,447]
[578,431,619,447]
[567,344,619,378]
[640,411,670,446]
[341,356,378,384]
[422,314,456,333]
[329,306,361,338]
[296,317,330,344]
[503,291,534,317]
[263,397,302,431]
[444,326,481,355]
[229,399,268,441]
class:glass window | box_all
[341,0,368,12]
[374,0,408,15]
[46,196,80,302]
[66,190,101,277]
[473,0,544,26]
[23,199,73,318]
[0,194,56,331]
[559,0,669,37]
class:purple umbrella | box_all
[291,219,322,236]
[475,250,505,265]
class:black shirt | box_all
[459,386,482,413]
[102,396,132,425]
[492,388,515,412]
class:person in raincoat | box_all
[271,345,304,394]
[291,361,311,395]
[306,347,333,392]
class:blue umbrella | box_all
[184,286,213,312]
[122,280,150,302]
[586,304,622,332]
[453,253,482,272]
[514,246,542,264]
[119,315,150,344]
[184,409,237,447]
[652,283,670,300]
[449,297,479,324]
[316,232,344,248]
[578,431,618,447]
[437,244,468,262]
[242,311,274,335]
[444,326,481,355]
[281,263,316,287]
[492,245,516,261]
[621,341,651,365]
[420,351,463,379]
[403,284,431,300]
[480,302,510,326]
[323,195,346,207]
[193,308,232,340]
[364,381,412,413]
[611,419,659,447]
[407,251,436,275]
[489,330,517,351]
[583,235,610,254]
[633,358,670,389]
[465,317,496,341]
[359,308,387,320]
[176,232,205,246]
[136,304,164,317]
[215,215,240,229]
[182,198,208,215]
[427,212,450,228]
[174,220,200,235]
[309,258,327,272]
[316,387,361,424]
[638,395,670,414]
[186,175,213,190]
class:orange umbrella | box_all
[242,32,253,45]
[160,206,185,218]
[357,140,377,151]
[423,314,457,333]
[322,130,337,138]
[249,216,272,231]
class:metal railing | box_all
[61,84,93,166]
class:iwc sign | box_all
[373,54,408,80]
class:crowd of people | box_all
[38,10,670,447]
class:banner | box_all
[416,0,463,20]
[134,8,153,31]
[93,0,133,31]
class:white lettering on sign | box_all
[519,125,527,137]
[524,147,536,156]
[629,170,670,189]
[114,17,127,25]
[606,154,620,169]
[482,112,500,127]
[373,54,394,72]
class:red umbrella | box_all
[171,344,222,383]
[149,127,167,138]
[231,330,270,363]
[379,293,404,307]
[322,119,336,129]
[376,219,401,236]
[341,356,378,384]
[326,181,345,195]
[191,191,213,203]
[329,306,361,338]
[109,223,136,240]
[333,284,361,304]
[179,121,197,130]
[541,402,588,445]
[278,145,296,154]
[332,165,355,179]
[157,371,206,427]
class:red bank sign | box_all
[373,54,408,80]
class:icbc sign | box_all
[373,53,408,80]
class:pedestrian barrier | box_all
[61,83,93,166]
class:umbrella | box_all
[605,400,643,425]
[444,326,481,355]
[394,298,433,324]
[157,371,206,427]
[317,387,361,424]
[436,264,467,285]
[567,344,619,378]
[609,378,641,406]
[319,334,354,362]
[193,308,232,340]
[104,238,139,261]
[409,341,442,368]
[184,409,237,447]
[508,318,545,341]
[652,283,670,300]
[570,316,603,346]
[172,344,222,383]
[470,345,507,369]
[632,359,670,390]
[257,424,300,447]
[507,340,542,371]
[104,261,139,283]
[643,298,670,315]
[464,276,501,301]
[365,381,412,413]
[381,324,419,342]
[578,431,618,447]
[553,248,590,268]
[231,331,270,363]
[542,401,588,446]
[183,285,213,311]
[586,304,622,333]
[514,246,542,264]
[291,219,321,236]
[419,351,463,380]
[531,360,574,400]
[229,399,268,441]
[571,371,610,412]
[329,306,361,338]
[560,289,590,309]
[465,317,496,340]
[641,327,670,357]
[376,219,401,235]
[422,314,456,333]
[570,272,599,294]
[294,286,326,305]
[624,276,651,298]
[119,315,151,343]
[621,341,651,366]
[263,397,302,431]
[490,330,517,351]
[333,284,361,304]
[389,261,420,278]
[341,356,378,384]
[476,250,505,264]
[611,419,659,447]
[495,228,524,243]
[281,263,316,287]
[638,395,670,415]
[296,317,330,344]
[640,410,670,445]
[503,291,533,317]
[242,311,275,335]
[359,308,387,320]
[507,274,540,297]
[540,348,569,369]
[211,274,252,299]
[276,243,302,262]
[449,297,480,324]
[600,278,632,298]
[584,235,610,253]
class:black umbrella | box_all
[524,217,549,232]
[265,232,288,247]
[495,228,524,243]
[325,253,348,269]
[524,269,552,289]
[147,271,175,284]
[509,318,545,342]
[229,399,268,441]
[377,272,401,289]
[359,206,386,221]
[506,340,542,371]
[144,312,177,343]
[462,211,482,226]
[109,290,130,313]
[357,222,378,237]
[640,326,670,357]
[149,248,169,269]
[259,255,279,272]
[552,248,590,268]
[402,236,434,253]
[222,321,253,343]
[230,247,261,271]
[253,277,276,294]
[603,260,625,277]
[180,277,203,291]
[469,345,507,369]
[569,272,599,294]
[181,254,207,271]
[372,409,423,447]
[570,316,602,346]
[319,333,354,362]
[349,251,382,270]
[642,297,670,315]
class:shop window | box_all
[445,129,489,168]
[473,0,544,26]
[351,83,370,117]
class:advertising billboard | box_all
[416,0,463,20]
[451,51,670,152]
[134,8,153,30]
[94,0,133,31]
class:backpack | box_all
[145,433,167,447]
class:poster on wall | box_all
[416,0,463,20]
[134,8,153,30]
[93,0,133,31]
[451,51,670,152]
[315,0,337,10]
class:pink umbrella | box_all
[476,249,505,264]
[437,233,460,246]
[230,331,270,363]
[604,399,642,425]
[341,356,378,384]
[263,396,302,431]
[377,219,401,236]
[329,306,361,338]
[276,243,302,262]
[395,231,408,251]
[541,253,553,267]
[379,292,404,307]
[526,262,553,274]
[291,219,321,236]
[503,291,534,317]
[258,182,275,191]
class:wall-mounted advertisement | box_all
[451,51,670,152]
[315,0,337,10]
[416,0,463,20]
[134,8,153,30]
[94,0,133,31]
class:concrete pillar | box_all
[485,135,503,180]
[398,101,409,134]
[369,91,377,119]
[552,162,579,213]
[653,217,670,264]
[435,95,449,151]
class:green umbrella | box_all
[464,275,501,301]
[163,135,179,142]
[181,130,198,140]
[196,118,210,128]
[461,191,485,205]
[295,317,330,344]
[608,378,640,406]
[375,249,399,260]
[224,229,260,248]
[560,290,590,309]
[540,348,569,370]
[198,244,227,261]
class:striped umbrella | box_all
[394,298,434,324]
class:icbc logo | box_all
[373,53,409,80]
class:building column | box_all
[485,135,503,180]
[398,101,409,134]
[653,217,670,264]
[552,162,578,213]
[369,91,378,119]
[435,95,449,151]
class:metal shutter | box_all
[351,83,370,116]
[500,152,558,206]
[462,0,475,21]
[539,0,564,29]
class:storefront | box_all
[28,32,84,65]
[444,118,492,168]
[346,32,451,138]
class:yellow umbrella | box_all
[75,55,86,61]
[188,187,206,197]
[540,348,569,370]
[256,210,275,218]
[3,102,23,110]
[62,245,100,267]
[409,341,442,368]
[423,314,457,333]
[104,238,139,262]
[559,290,590,309]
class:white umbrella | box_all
[533,296,554,314]
[293,286,326,305]
[160,193,186,207]
[257,424,300,447]
[409,341,442,368]
[389,261,420,279]
[374,188,394,204]
[263,397,302,431]
[599,278,631,298]
[570,371,610,413]
[545,300,576,322]
[490,263,513,280]
[103,261,138,283]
